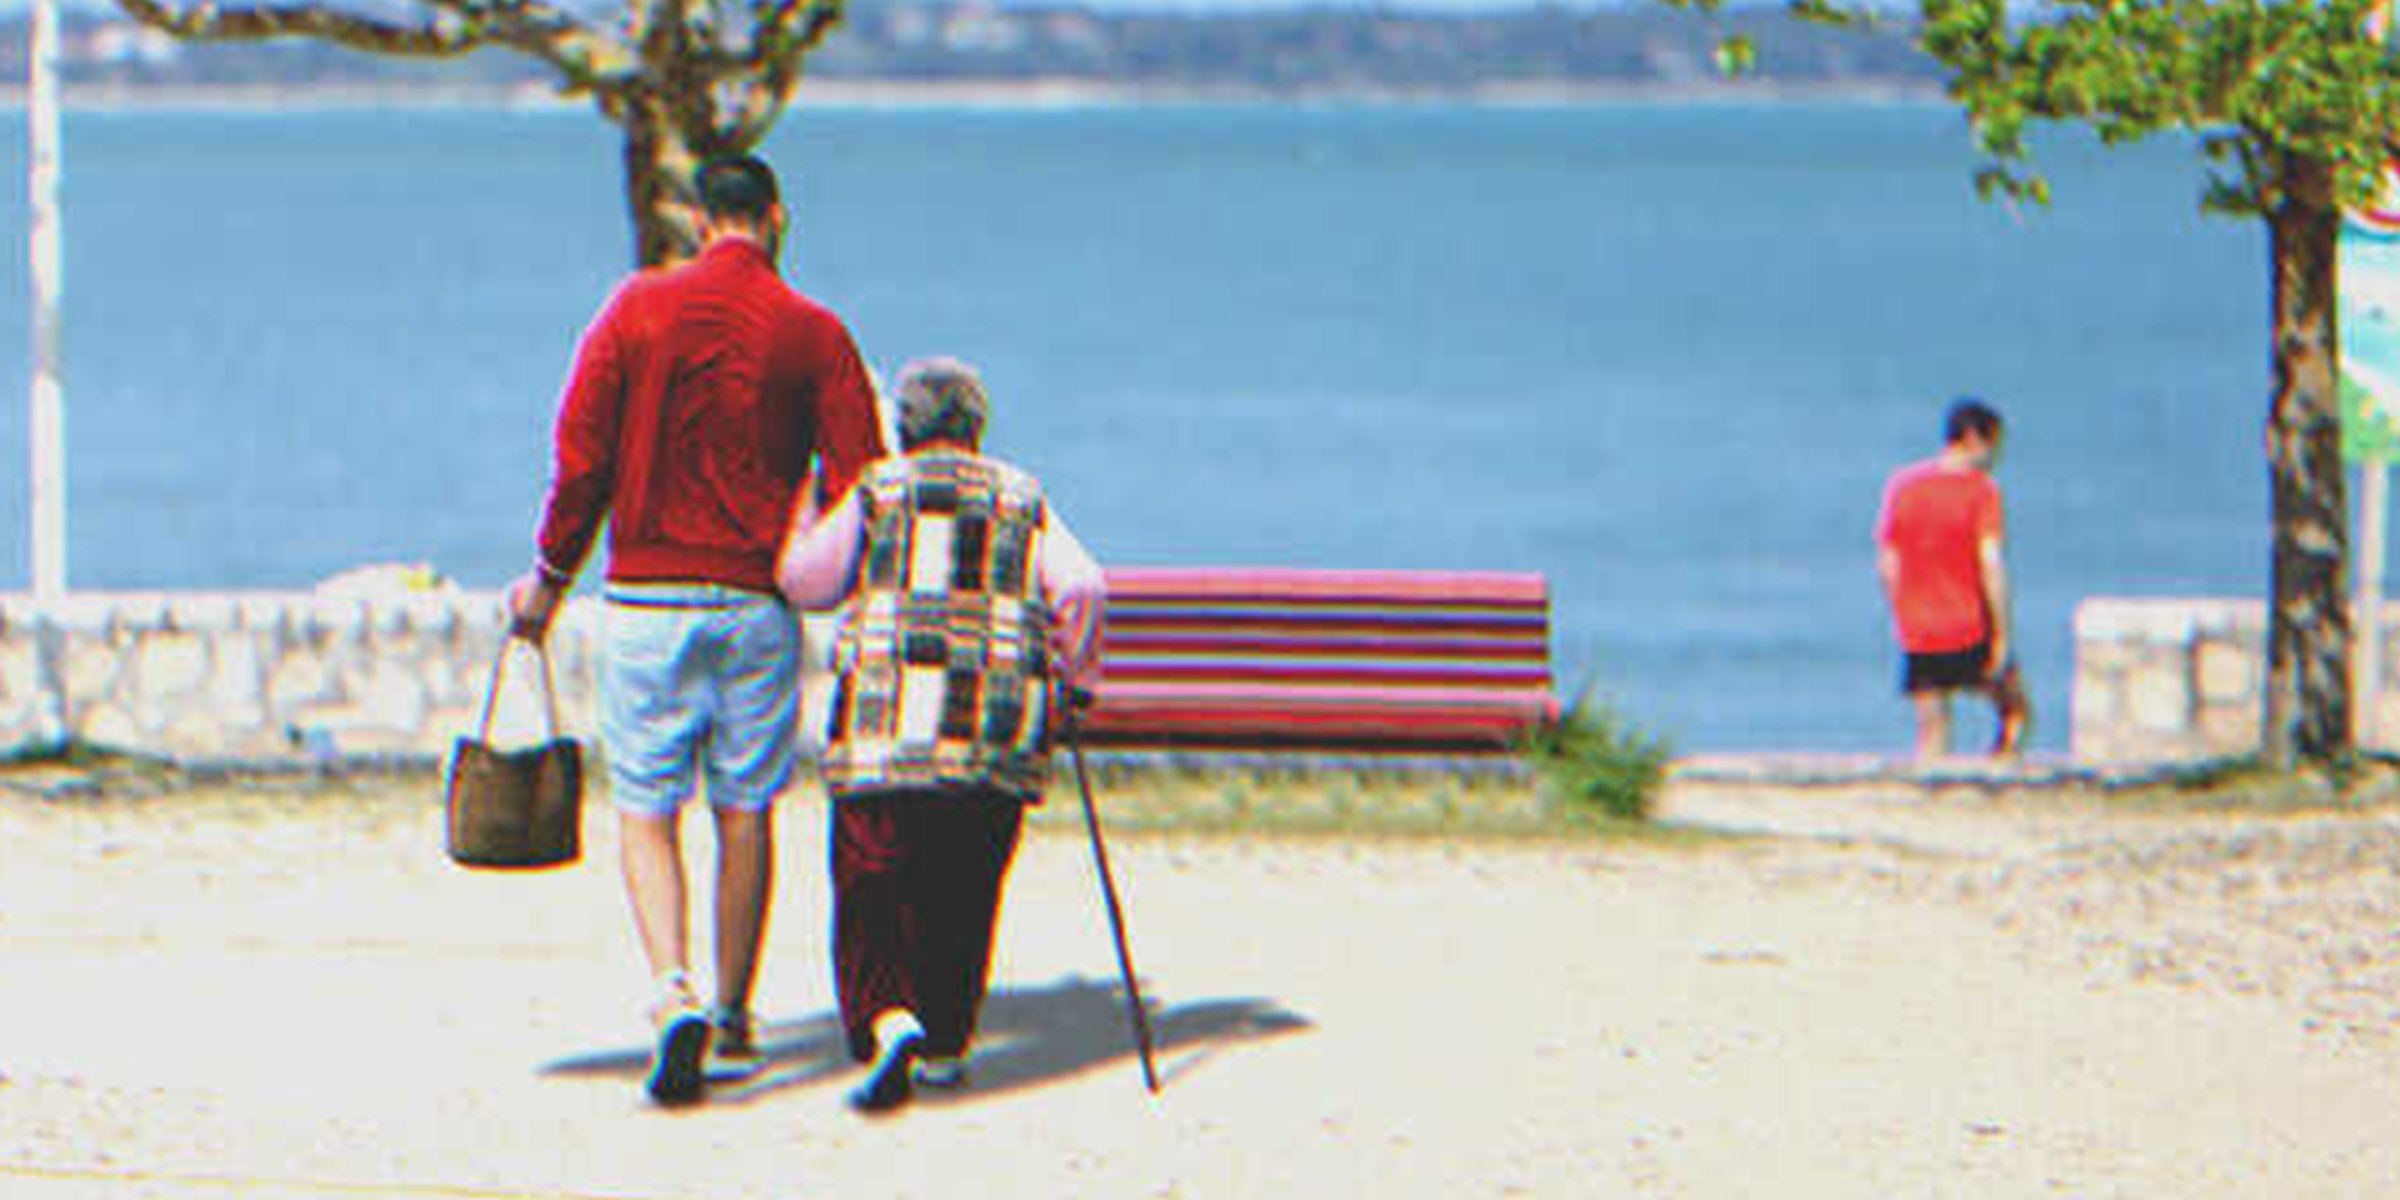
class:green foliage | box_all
[1715,33,1759,77]
[1521,691,1674,824]
[1696,0,2400,216]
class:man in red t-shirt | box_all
[506,155,884,1105]
[1874,398,2029,758]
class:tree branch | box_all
[111,0,483,56]
[759,0,846,52]
[709,0,841,143]
[111,0,644,93]
[422,0,641,92]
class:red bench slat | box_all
[1079,681,1559,753]
[1089,680,1556,711]
[1084,567,1558,755]
[1079,697,1550,753]
[1106,631,1549,662]
[1107,610,1548,638]
[1101,663,1550,689]
[1104,567,1550,608]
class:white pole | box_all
[2357,463,2388,747]
[28,0,66,599]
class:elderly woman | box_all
[777,357,1106,1114]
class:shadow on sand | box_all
[539,975,1310,1106]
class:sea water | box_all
[0,102,2276,752]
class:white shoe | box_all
[849,1010,924,1114]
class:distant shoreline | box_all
[0,76,1945,113]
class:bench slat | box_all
[1078,690,1552,754]
[1102,662,1551,688]
[1107,609,1548,637]
[1090,681,1556,713]
[1105,566,1550,608]
[1107,631,1550,662]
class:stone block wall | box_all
[0,591,603,763]
[0,590,2369,767]
[2072,598,2257,762]
[2072,596,2400,762]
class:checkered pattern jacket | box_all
[821,451,1061,799]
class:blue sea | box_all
[0,102,2282,753]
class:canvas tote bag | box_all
[445,636,582,869]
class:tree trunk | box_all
[620,95,702,269]
[2262,154,2352,769]
[617,91,709,269]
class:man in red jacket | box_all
[1875,397,2029,759]
[508,154,884,1106]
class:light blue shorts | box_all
[599,583,802,817]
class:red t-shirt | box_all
[535,238,885,594]
[1874,458,2002,654]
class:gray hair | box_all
[896,357,990,450]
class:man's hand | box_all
[507,572,565,642]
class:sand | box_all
[1,771,2396,1198]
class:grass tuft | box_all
[1520,689,1673,824]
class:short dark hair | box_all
[696,155,781,223]
[1944,397,2003,445]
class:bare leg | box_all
[1911,691,1951,759]
[620,810,690,985]
[710,804,775,1014]
[622,808,714,1105]
[1989,666,2031,757]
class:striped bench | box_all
[1076,566,1560,755]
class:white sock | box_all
[872,1008,924,1052]
[654,970,697,1011]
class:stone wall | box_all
[2071,598,2258,763]
[0,591,603,763]
[0,590,2366,766]
[2072,596,2400,762]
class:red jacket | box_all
[534,238,885,594]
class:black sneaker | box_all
[913,1055,970,1090]
[646,1010,711,1107]
[705,1007,764,1082]
[848,1029,924,1114]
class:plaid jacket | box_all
[822,451,1060,799]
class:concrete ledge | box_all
[1670,752,2228,792]
[2071,596,2256,642]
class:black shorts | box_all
[1902,643,1993,694]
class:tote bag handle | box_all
[477,635,563,743]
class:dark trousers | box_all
[831,785,1027,1063]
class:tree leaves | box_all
[1740,0,2400,214]
[1714,33,1758,76]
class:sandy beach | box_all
[1,768,2396,1198]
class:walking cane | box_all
[1062,685,1161,1094]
